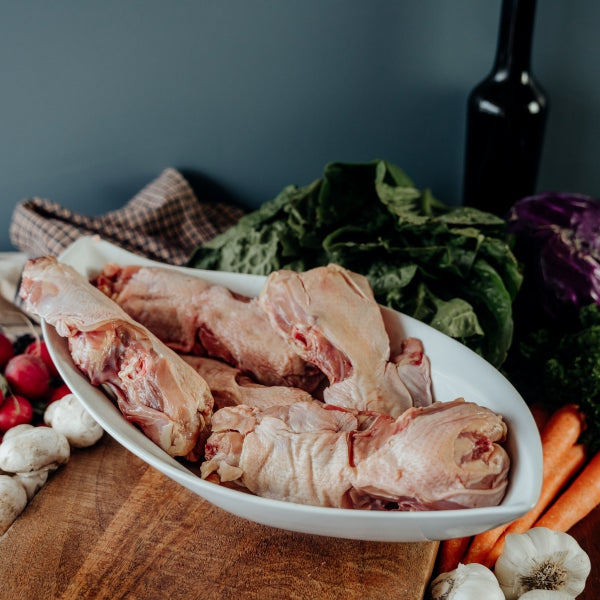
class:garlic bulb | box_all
[517,591,575,600]
[494,527,590,600]
[429,563,504,600]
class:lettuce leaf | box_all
[188,160,522,367]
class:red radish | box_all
[25,340,59,378]
[48,383,72,404]
[0,394,34,432]
[0,332,14,369]
[4,354,51,400]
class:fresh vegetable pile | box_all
[431,527,591,599]
[0,327,103,535]
[504,193,600,453]
[0,331,71,433]
[432,192,600,598]
[189,160,522,368]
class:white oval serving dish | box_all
[42,236,542,542]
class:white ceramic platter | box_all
[41,236,542,542]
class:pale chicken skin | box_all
[181,355,316,410]
[19,256,213,461]
[94,264,324,392]
[258,264,433,417]
[201,398,510,510]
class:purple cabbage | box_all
[507,192,600,319]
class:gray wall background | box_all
[1,1,598,251]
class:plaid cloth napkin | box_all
[9,168,244,265]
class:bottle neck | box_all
[492,0,538,81]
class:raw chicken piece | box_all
[202,402,359,504]
[349,400,509,510]
[94,264,324,392]
[201,398,510,510]
[181,355,316,410]
[19,257,213,461]
[258,264,433,416]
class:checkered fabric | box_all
[9,168,244,265]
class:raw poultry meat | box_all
[93,264,324,392]
[201,398,510,510]
[258,264,433,416]
[182,355,316,410]
[19,256,213,461]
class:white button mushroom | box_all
[15,469,49,501]
[2,423,35,442]
[44,393,103,448]
[0,426,70,473]
[0,475,27,535]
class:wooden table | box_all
[0,434,440,600]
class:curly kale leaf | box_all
[505,304,600,453]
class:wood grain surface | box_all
[0,434,439,600]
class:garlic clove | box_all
[430,562,504,600]
[494,527,590,600]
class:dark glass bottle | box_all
[462,0,548,217]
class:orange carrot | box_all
[484,443,587,566]
[436,536,471,574]
[463,403,584,567]
[535,448,600,532]
[537,404,585,471]
[462,523,509,567]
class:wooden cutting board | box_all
[0,434,439,600]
